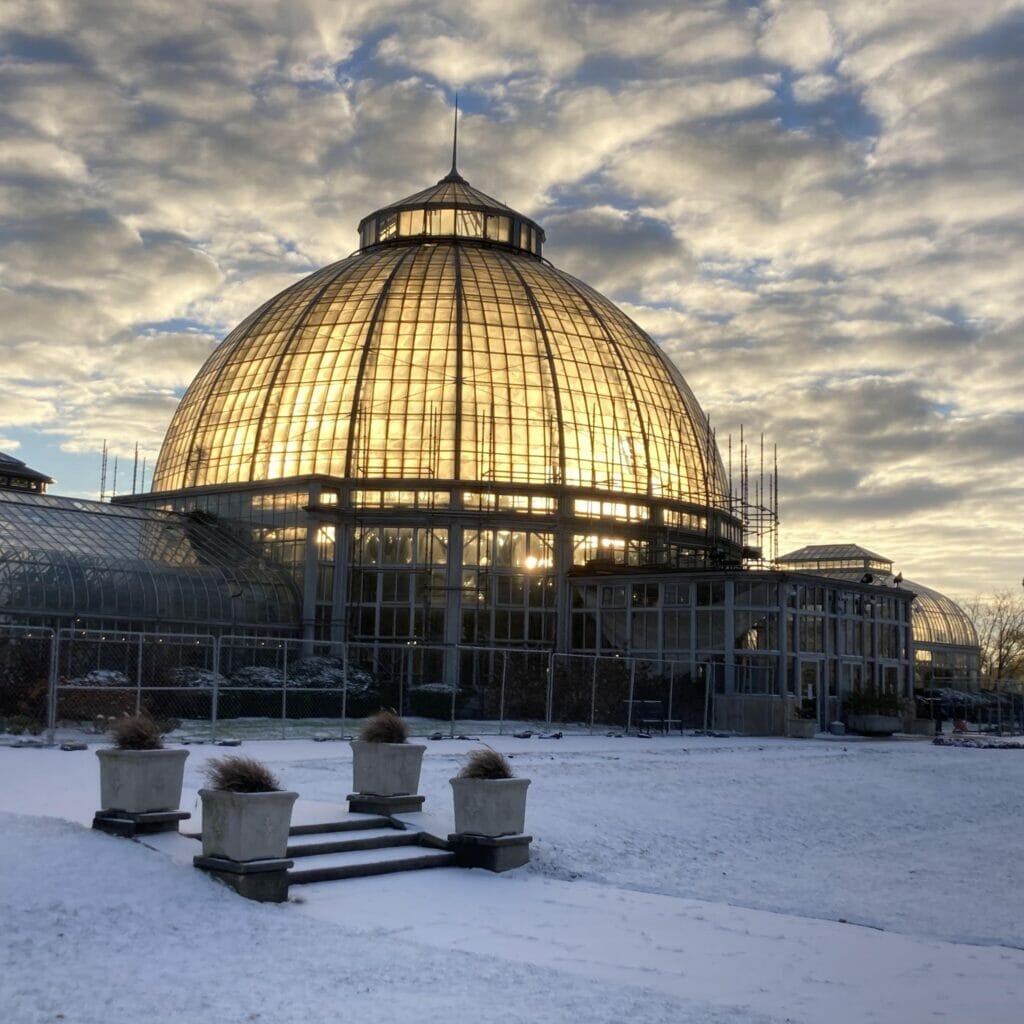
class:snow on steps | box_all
[285,815,455,885]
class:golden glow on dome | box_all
[154,178,728,513]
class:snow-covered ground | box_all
[2,732,1023,1023]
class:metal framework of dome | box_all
[153,169,736,553]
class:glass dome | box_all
[153,171,730,522]
[907,579,978,650]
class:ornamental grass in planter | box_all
[96,713,189,813]
[199,755,297,862]
[450,747,530,837]
[350,710,425,797]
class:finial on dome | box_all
[442,92,466,183]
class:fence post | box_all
[545,649,554,726]
[280,640,289,740]
[667,661,675,732]
[135,635,144,715]
[448,645,458,740]
[589,657,597,734]
[211,636,221,744]
[498,650,507,737]
[626,658,636,734]
[341,642,349,736]
[46,630,60,747]
[703,664,712,732]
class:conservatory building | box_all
[1,162,936,731]
[777,544,980,685]
[134,168,744,667]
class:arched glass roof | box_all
[0,490,300,628]
[154,173,729,517]
[906,578,978,650]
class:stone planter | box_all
[199,789,298,862]
[786,718,818,739]
[96,747,189,813]
[350,740,425,797]
[450,776,531,838]
[847,713,901,736]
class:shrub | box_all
[202,755,281,793]
[109,714,164,751]
[843,689,906,717]
[69,669,131,687]
[168,667,228,690]
[4,714,45,736]
[458,747,514,780]
[287,657,374,694]
[359,709,409,743]
[228,665,284,689]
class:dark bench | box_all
[624,699,666,733]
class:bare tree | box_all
[964,591,1024,682]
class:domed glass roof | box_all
[908,579,978,650]
[153,171,729,514]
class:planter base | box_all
[448,832,532,873]
[347,792,425,815]
[92,809,190,838]
[193,855,293,902]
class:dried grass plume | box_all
[359,709,409,744]
[202,755,281,793]
[109,714,163,751]
[458,747,514,780]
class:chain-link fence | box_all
[54,629,218,737]
[0,625,55,738]
[8,627,1019,742]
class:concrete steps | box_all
[285,815,454,886]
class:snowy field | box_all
[2,732,1024,1023]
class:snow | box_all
[2,733,1023,1023]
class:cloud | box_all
[0,0,1021,597]
[759,2,837,73]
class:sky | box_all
[1,0,1022,600]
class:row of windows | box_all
[360,207,542,256]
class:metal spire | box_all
[451,91,459,174]
[443,92,466,182]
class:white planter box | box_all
[786,718,818,738]
[847,714,902,736]
[351,741,425,796]
[450,777,531,837]
[96,748,189,813]
[199,789,298,862]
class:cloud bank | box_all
[1,0,1021,597]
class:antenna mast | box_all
[100,440,108,502]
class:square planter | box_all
[350,741,425,797]
[786,718,818,739]
[96,747,189,813]
[450,777,530,837]
[199,789,298,862]
[847,713,901,736]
